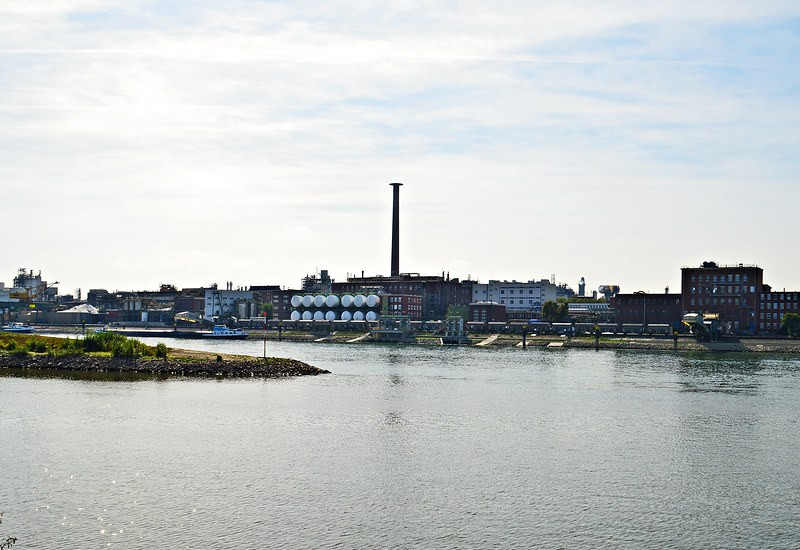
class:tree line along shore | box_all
[0,332,328,378]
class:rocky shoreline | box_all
[0,353,329,378]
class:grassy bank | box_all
[0,332,328,378]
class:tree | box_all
[541,300,569,323]
[781,313,800,337]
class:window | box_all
[728,274,733,282]
[735,274,740,282]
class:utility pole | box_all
[263,312,268,359]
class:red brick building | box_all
[251,286,300,321]
[384,294,423,320]
[610,293,682,326]
[680,262,763,334]
[469,302,507,323]
[759,286,800,334]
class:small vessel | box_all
[1,322,35,333]
[202,325,248,339]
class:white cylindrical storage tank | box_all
[326,295,340,308]
[366,295,380,308]
[290,310,301,321]
[314,295,326,308]
[341,295,354,308]
[366,311,378,321]
[353,311,365,321]
[354,295,367,308]
[325,311,337,321]
[302,311,313,321]
[341,310,353,321]
[302,295,314,308]
[313,311,325,321]
[291,295,303,308]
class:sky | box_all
[1,1,799,296]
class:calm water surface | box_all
[2,338,800,549]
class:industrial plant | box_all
[2,184,799,339]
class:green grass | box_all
[0,332,157,358]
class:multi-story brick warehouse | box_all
[759,286,800,334]
[610,292,682,326]
[680,262,763,334]
[384,294,424,320]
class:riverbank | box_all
[0,332,328,378]
[263,331,800,353]
[26,326,800,353]
[0,352,329,378]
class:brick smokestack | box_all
[390,183,403,277]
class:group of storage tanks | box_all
[289,294,381,322]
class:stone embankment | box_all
[0,354,329,378]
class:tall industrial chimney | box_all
[390,183,403,277]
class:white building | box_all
[204,289,254,321]
[471,279,574,313]
[0,283,24,303]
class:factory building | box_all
[759,286,800,334]
[471,279,574,314]
[680,262,763,334]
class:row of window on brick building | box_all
[689,285,755,294]
[691,273,749,283]
[689,297,748,306]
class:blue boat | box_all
[1,322,35,333]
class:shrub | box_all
[82,332,153,358]
[155,343,168,359]
[26,340,47,353]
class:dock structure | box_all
[372,315,414,343]
[476,334,499,347]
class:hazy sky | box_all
[2,1,799,295]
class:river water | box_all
[2,337,800,549]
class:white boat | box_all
[202,325,248,339]
[1,322,35,333]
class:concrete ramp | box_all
[346,333,371,343]
[476,334,499,347]
[547,342,565,349]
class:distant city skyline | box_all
[2,2,799,294]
